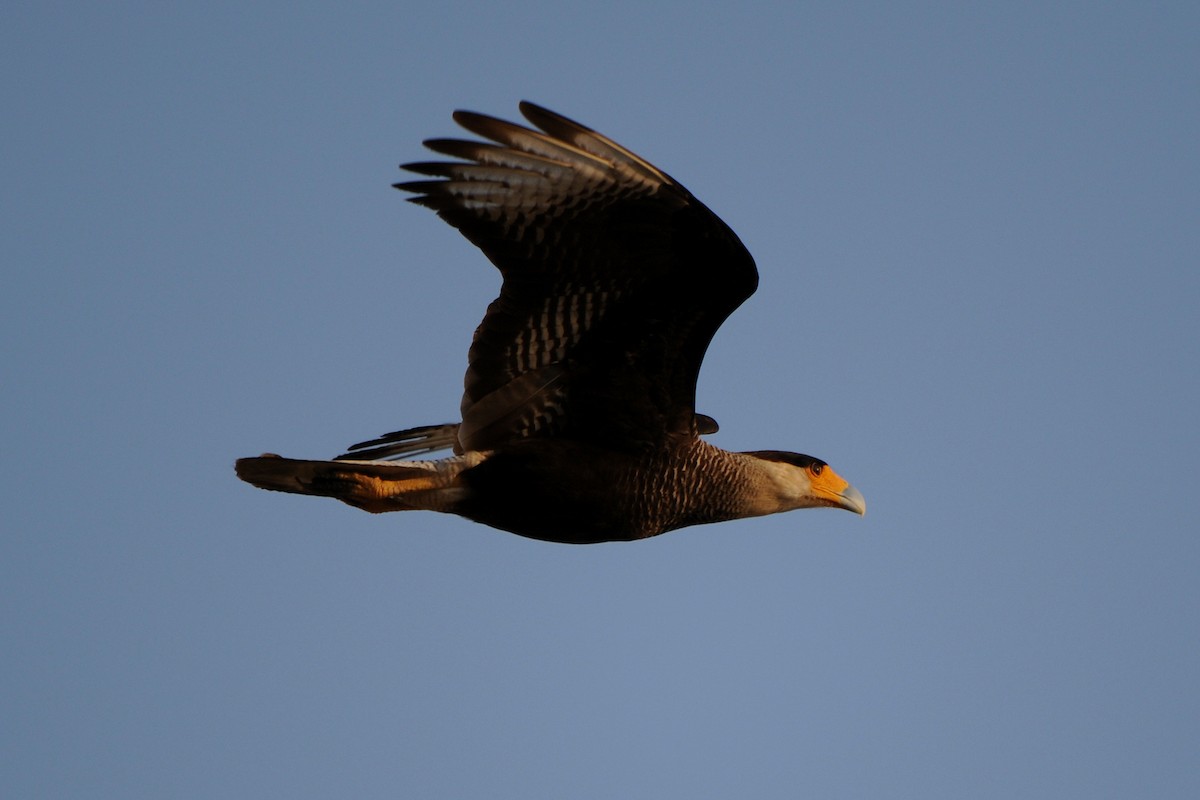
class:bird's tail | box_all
[235,453,478,514]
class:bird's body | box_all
[236,102,864,543]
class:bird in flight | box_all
[236,102,864,543]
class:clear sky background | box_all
[4,2,1197,797]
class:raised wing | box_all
[399,102,758,452]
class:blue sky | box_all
[4,2,1198,797]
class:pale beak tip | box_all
[839,484,866,516]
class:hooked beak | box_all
[834,482,866,516]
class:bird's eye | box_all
[811,463,824,476]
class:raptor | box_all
[236,102,865,543]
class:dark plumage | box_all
[236,102,864,543]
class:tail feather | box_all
[235,453,465,514]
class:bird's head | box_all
[741,450,866,516]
